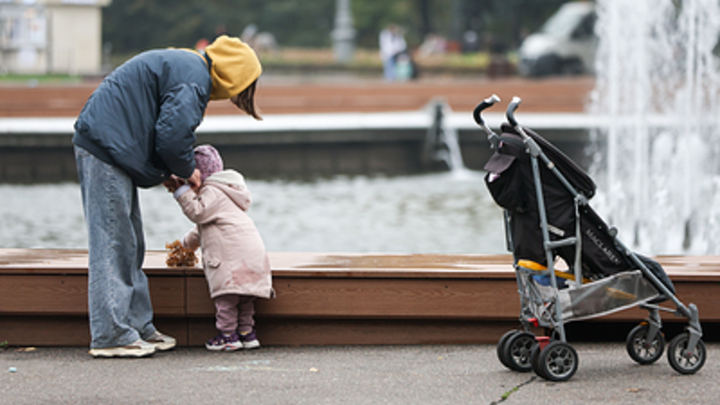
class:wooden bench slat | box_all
[2,249,719,346]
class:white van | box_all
[517,1,597,77]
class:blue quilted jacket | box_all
[73,49,211,187]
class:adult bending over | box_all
[73,35,262,358]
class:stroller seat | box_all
[517,259,590,285]
[485,124,675,292]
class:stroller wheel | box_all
[530,344,548,379]
[667,333,706,375]
[535,341,578,382]
[496,330,519,369]
[503,332,536,372]
[626,324,665,365]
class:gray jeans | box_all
[75,146,157,349]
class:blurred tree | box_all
[102,0,577,54]
[103,0,334,53]
[482,0,569,50]
[261,0,336,47]
[417,0,432,38]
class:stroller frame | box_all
[474,95,706,381]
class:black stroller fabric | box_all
[484,124,674,294]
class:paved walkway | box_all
[1,343,717,404]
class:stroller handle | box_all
[506,96,522,127]
[472,94,501,126]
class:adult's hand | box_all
[186,168,202,189]
[163,175,183,192]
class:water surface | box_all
[0,171,506,254]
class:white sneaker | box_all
[239,330,261,350]
[144,331,177,351]
[89,339,156,358]
[205,332,243,351]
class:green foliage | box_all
[501,386,518,400]
[103,0,336,52]
[262,1,336,47]
[102,0,573,53]
[0,74,81,84]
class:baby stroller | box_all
[474,95,706,381]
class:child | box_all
[166,145,273,351]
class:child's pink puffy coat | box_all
[177,170,273,299]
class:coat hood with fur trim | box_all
[204,169,252,211]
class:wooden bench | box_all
[1,249,719,346]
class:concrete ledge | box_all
[0,111,597,183]
[1,249,719,346]
[0,111,599,137]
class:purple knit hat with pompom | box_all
[194,145,224,182]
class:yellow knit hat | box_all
[205,35,262,100]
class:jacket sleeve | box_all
[176,186,223,225]
[155,83,207,179]
[182,226,201,251]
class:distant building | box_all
[0,0,111,75]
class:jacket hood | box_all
[205,35,262,100]
[204,169,252,211]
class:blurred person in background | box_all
[379,24,408,81]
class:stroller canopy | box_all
[484,123,596,200]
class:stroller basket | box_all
[531,269,659,323]
[474,95,706,381]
